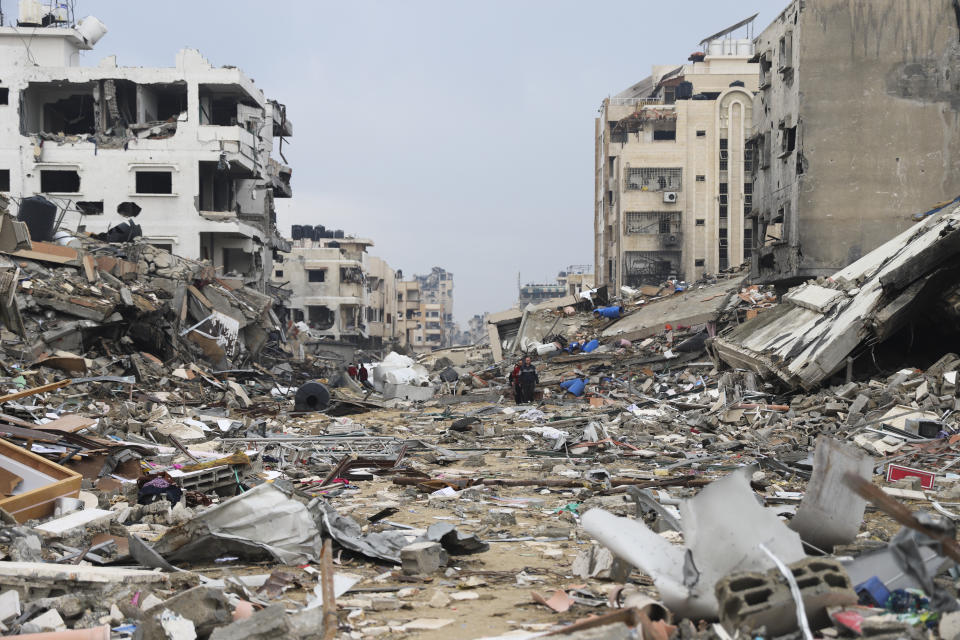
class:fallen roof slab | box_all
[602,276,743,341]
[714,206,960,390]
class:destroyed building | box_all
[412,267,455,347]
[748,0,960,283]
[518,265,594,308]
[274,228,399,349]
[0,6,293,291]
[594,16,759,291]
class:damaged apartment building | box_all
[274,226,398,349]
[413,267,456,348]
[274,229,461,353]
[0,4,293,290]
[749,0,960,284]
[595,16,759,291]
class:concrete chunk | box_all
[401,541,448,575]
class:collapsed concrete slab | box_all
[714,206,960,390]
[602,276,743,342]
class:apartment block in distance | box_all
[0,3,293,290]
[749,0,960,283]
[414,267,455,347]
[274,225,397,349]
[595,17,759,291]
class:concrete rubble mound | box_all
[2,206,960,639]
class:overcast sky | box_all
[71,0,780,324]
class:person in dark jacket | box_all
[357,364,374,390]
[508,360,523,404]
[347,363,358,379]
[517,356,538,404]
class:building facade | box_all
[595,25,758,291]
[0,13,292,290]
[749,0,960,283]
[413,267,455,347]
[274,233,398,348]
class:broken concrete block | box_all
[939,610,960,640]
[0,590,20,622]
[482,509,516,527]
[158,609,196,640]
[716,557,857,636]
[208,603,289,640]
[21,608,66,633]
[427,590,451,608]
[137,585,232,639]
[400,541,447,576]
[35,508,114,537]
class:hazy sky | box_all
[70,0,780,323]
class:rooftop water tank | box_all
[76,16,108,45]
[18,0,43,26]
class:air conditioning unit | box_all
[663,192,678,203]
[664,234,679,246]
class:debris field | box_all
[3,205,960,640]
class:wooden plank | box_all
[9,241,79,264]
[0,467,22,496]
[35,414,97,434]
[0,437,81,523]
[187,285,213,309]
[0,379,71,404]
[82,254,98,283]
[0,424,62,443]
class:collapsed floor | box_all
[3,207,960,639]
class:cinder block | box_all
[716,557,857,636]
[400,541,448,576]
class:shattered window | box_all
[744,182,753,210]
[0,170,8,192]
[744,228,754,258]
[0,88,7,105]
[625,168,682,191]
[40,169,80,193]
[135,171,173,194]
[307,269,326,283]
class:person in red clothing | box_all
[347,363,358,379]
[357,363,374,390]
[508,360,523,404]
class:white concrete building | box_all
[274,233,400,349]
[0,7,292,290]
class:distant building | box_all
[518,265,594,307]
[274,228,397,348]
[749,0,960,283]
[0,7,292,290]
[595,17,759,291]
[414,267,455,347]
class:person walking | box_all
[518,356,538,405]
[508,360,523,404]
[358,363,374,390]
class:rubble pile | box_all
[4,208,960,639]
